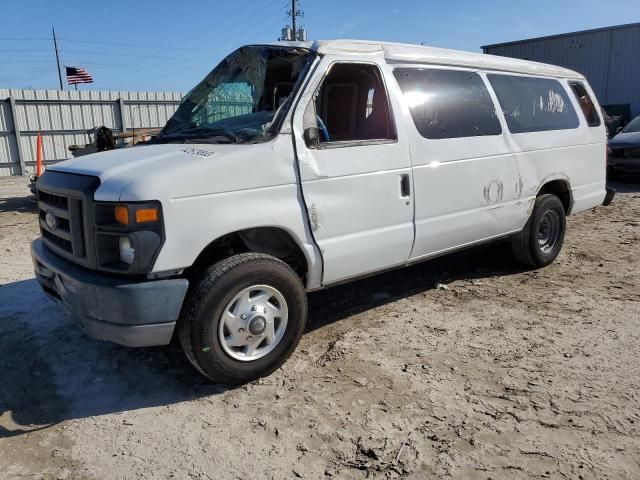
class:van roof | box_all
[270,39,583,80]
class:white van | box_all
[32,40,614,383]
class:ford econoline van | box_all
[32,40,614,383]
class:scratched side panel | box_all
[514,140,606,214]
[411,153,523,258]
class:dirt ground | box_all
[0,175,639,480]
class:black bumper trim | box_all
[31,238,189,347]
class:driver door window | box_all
[307,63,396,145]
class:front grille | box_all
[36,171,100,268]
[38,190,69,210]
[623,148,640,158]
[37,188,86,259]
[42,227,73,252]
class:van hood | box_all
[49,139,295,202]
[51,144,208,181]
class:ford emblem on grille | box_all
[45,210,58,230]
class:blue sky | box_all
[1,0,638,92]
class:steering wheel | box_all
[316,115,330,142]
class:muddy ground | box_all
[0,175,639,480]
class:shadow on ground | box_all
[0,278,225,439]
[0,195,37,215]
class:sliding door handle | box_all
[400,174,411,198]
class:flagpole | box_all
[52,27,63,90]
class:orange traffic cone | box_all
[36,133,43,177]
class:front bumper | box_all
[608,158,640,174]
[603,187,616,206]
[31,238,189,347]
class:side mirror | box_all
[304,127,320,149]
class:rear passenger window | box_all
[393,68,502,139]
[569,82,601,127]
[488,74,579,133]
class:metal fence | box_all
[196,83,254,124]
[0,89,183,177]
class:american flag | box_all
[65,66,94,85]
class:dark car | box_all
[608,115,640,177]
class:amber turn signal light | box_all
[135,208,158,223]
[114,205,129,225]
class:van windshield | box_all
[153,46,314,145]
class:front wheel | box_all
[511,194,566,268]
[178,253,307,384]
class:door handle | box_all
[400,174,411,198]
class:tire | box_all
[511,194,566,268]
[178,253,307,384]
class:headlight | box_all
[119,236,135,264]
[94,201,164,274]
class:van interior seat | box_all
[317,63,394,142]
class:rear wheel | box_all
[511,194,566,268]
[178,253,307,384]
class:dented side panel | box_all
[410,152,524,258]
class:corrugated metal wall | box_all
[483,23,640,117]
[0,89,183,176]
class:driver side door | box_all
[292,58,415,285]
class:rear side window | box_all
[569,82,601,127]
[488,74,579,133]
[393,68,502,139]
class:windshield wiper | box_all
[152,127,239,144]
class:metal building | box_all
[482,22,640,118]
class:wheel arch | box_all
[536,177,573,214]
[186,226,311,287]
